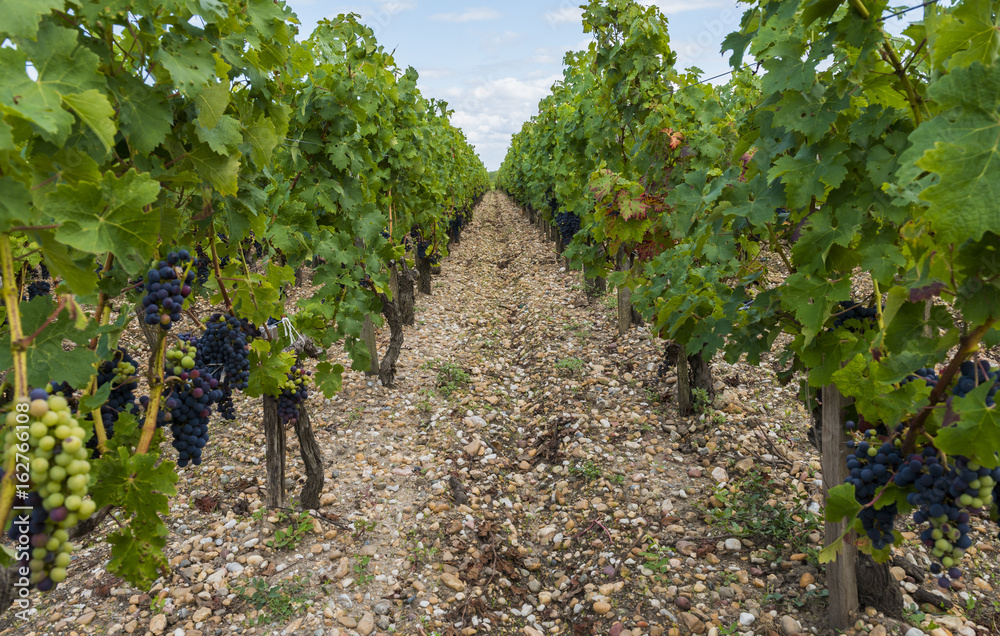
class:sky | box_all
[284,1,749,170]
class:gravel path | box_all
[3,192,997,636]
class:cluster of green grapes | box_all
[4,390,96,591]
[166,340,198,376]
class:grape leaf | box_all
[315,361,345,398]
[34,230,101,296]
[111,74,173,155]
[768,141,849,208]
[935,382,1000,468]
[246,340,293,398]
[194,81,230,130]
[0,22,104,143]
[48,170,161,272]
[0,0,64,39]
[62,90,117,153]
[106,524,170,590]
[825,483,862,523]
[930,0,1000,71]
[79,382,112,412]
[902,62,1000,245]
[152,34,217,95]
[188,142,241,195]
[0,176,32,231]
[0,296,98,388]
[195,114,242,154]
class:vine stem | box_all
[849,0,928,124]
[901,318,998,455]
[14,296,67,349]
[88,253,115,350]
[237,243,258,310]
[135,330,167,455]
[0,234,27,534]
[1,236,28,397]
[209,225,234,314]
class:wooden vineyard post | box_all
[263,394,326,510]
[417,250,432,295]
[362,316,378,376]
[263,394,287,508]
[821,384,858,629]
[616,246,632,336]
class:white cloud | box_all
[543,6,583,25]
[439,73,561,169]
[416,67,454,79]
[486,30,522,47]
[428,7,502,23]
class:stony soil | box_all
[2,192,998,636]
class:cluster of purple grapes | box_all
[831,300,878,332]
[845,431,902,550]
[141,251,195,330]
[162,342,224,468]
[277,365,310,426]
[555,211,581,245]
[952,360,999,405]
[843,359,1000,588]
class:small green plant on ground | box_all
[404,529,438,568]
[639,541,672,579]
[700,468,820,554]
[258,508,316,550]
[354,555,375,585]
[421,359,470,397]
[554,357,584,373]
[149,595,166,614]
[570,460,603,482]
[352,518,378,540]
[233,574,315,626]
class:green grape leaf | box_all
[782,272,851,342]
[831,354,878,406]
[0,22,103,143]
[195,114,241,154]
[105,521,169,588]
[62,89,116,153]
[902,62,1000,245]
[188,142,240,195]
[934,382,1000,468]
[0,176,32,231]
[244,115,280,167]
[768,141,849,208]
[825,483,862,523]
[246,340,293,398]
[91,447,178,521]
[0,0,64,40]
[152,35,216,95]
[930,0,1000,71]
[315,361,345,398]
[194,81,230,130]
[0,296,98,388]
[34,230,101,296]
[79,382,112,411]
[112,75,173,155]
[48,170,161,273]
[0,118,12,151]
